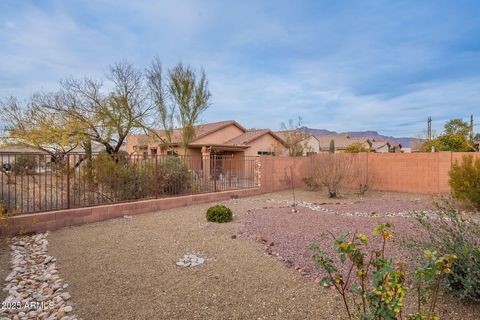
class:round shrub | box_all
[206,205,233,223]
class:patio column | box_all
[201,146,211,181]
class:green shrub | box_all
[449,155,480,209]
[415,200,480,302]
[206,205,233,223]
[13,154,38,175]
[310,223,457,320]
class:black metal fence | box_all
[0,153,258,214]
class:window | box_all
[257,151,275,156]
[167,150,178,156]
[150,148,157,155]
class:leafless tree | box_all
[311,153,353,197]
[56,61,153,154]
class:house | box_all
[274,130,320,155]
[315,135,403,153]
[125,120,288,158]
[125,120,288,183]
[316,135,370,153]
[368,140,402,153]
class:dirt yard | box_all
[45,189,479,319]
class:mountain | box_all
[300,127,420,148]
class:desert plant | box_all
[302,177,321,191]
[345,142,369,153]
[414,199,480,302]
[154,157,191,196]
[206,205,233,223]
[309,223,457,320]
[13,154,38,175]
[92,154,153,201]
[311,153,353,197]
[448,155,480,209]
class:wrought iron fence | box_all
[0,153,258,214]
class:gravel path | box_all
[43,190,478,319]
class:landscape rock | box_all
[0,233,78,320]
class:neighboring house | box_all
[316,135,370,153]
[0,146,50,165]
[368,140,402,153]
[125,120,288,158]
[316,135,403,153]
[274,130,320,155]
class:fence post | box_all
[66,154,71,209]
[154,155,158,199]
[213,156,217,192]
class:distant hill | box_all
[300,127,421,148]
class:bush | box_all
[415,200,480,302]
[206,205,233,223]
[92,154,153,201]
[13,154,38,175]
[449,155,480,209]
[310,223,457,320]
[155,157,191,196]
[302,177,321,191]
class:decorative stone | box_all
[0,233,77,319]
[175,253,205,268]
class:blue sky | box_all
[0,0,479,137]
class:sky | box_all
[0,0,479,137]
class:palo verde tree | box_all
[169,63,211,155]
[146,60,211,155]
[1,95,85,164]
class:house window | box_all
[257,151,275,156]
[167,150,178,156]
[150,148,158,155]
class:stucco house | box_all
[274,130,320,155]
[316,135,402,153]
[125,120,288,158]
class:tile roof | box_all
[153,120,244,144]
[316,135,369,150]
[224,129,271,146]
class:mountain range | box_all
[300,127,420,148]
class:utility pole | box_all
[470,114,474,141]
[427,116,432,140]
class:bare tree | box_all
[279,117,312,156]
[311,153,353,197]
[347,153,375,195]
[57,61,152,154]
[168,63,211,155]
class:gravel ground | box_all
[0,238,9,303]
[242,195,480,319]
[45,190,478,319]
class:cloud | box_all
[0,0,479,137]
